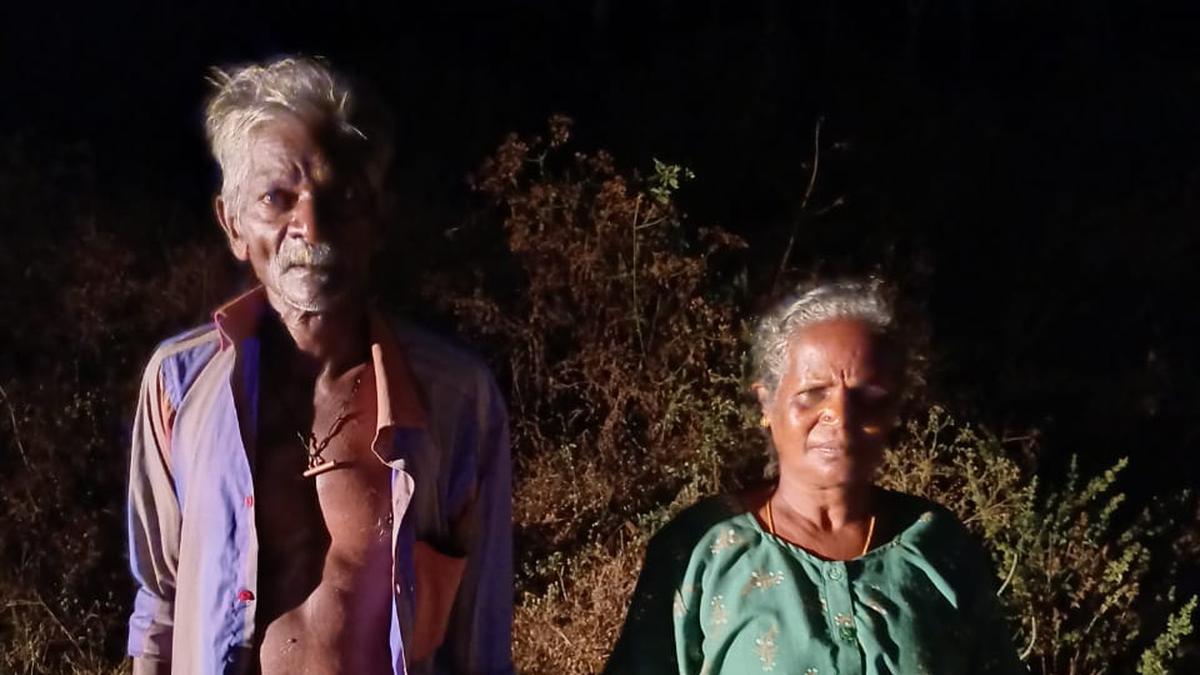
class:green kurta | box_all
[606,489,1025,675]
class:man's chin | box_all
[270,283,353,315]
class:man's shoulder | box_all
[142,323,224,405]
[384,316,499,398]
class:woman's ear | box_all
[751,381,773,420]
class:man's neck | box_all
[264,295,371,383]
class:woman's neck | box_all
[771,474,874,532]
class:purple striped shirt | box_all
[126,287,513,674]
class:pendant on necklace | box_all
[302,457,344,478]
[294,373,363,479]
[299,430,346,478]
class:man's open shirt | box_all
[126,287,513,674]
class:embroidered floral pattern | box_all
[709,595,728,629]
[709,529,743,554]
[755,623,779,671]
[742,569,785,596]
[833,613,857,643]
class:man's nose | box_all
[289,190,325,244]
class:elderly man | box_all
[126,57,513,675]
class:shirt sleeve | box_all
[605,499,735,675]
[957,531,1026,675]
[969,571,1028,674]
[604,532,697,675]
[126,356,181,662]
[435,369,514,675]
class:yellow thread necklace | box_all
[766,498,876,557]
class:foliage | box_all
[881,407,1196,675]
[1140,597,1198,675]
[423,115,761,672]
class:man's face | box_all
[761,319,902,489]
[217,114,378,314]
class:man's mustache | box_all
[273,240,341,271]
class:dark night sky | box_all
[5,1,1200,494]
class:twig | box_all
[0,383,30,467]
[630,194,645,356]
[1019,614,1037,660]
[798,117,824,212]
[773,117,824,292]
[552,625,573,648]
[32,591,85,657]
[996,552,1018,596]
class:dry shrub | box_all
[882,406,1197,675]
[0,136,233,673]
[425,115,759,673]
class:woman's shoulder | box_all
[644,494,754,559]
[875,488,1000,593]
[875,487,971,540]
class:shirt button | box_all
[237,589,255,602]
[827,566,844,581]
[244,495,255,507]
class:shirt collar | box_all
[213,286,427,460]
[213,286,267,351]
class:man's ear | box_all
[214,194,249,261]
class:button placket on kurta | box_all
[821,560,863,675]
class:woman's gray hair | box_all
[752,279,895,397]
[204,56,392,212]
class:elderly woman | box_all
[605,281,1024,675]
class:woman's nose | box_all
[819,389,845,426]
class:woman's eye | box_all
[795,389,827,407]
[855,385,892,406]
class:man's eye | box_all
[260,189,294,209]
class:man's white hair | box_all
[752,279,896,396]
[204,56,392,212]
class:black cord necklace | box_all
[267,363,366,478]
[296,371,364,478]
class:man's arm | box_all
[127,358,181,670]
[436,370,514,674]
[131,657,173,675]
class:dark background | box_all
[4,0,1199,498]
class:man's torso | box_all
[252,355,394,675]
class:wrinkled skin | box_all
[216,113,378,319]
[753,318,903,561]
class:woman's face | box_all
[760,319,902,489]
